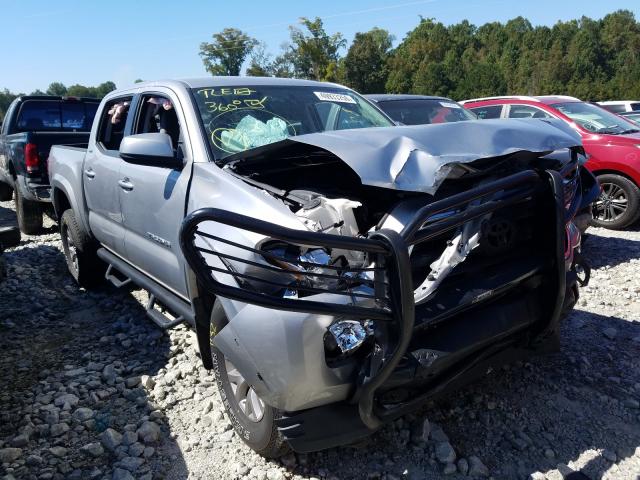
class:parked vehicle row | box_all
[44,77,598,457]
[461,96,640,230]
[0,95,100,233]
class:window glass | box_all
[98,97,133,151]
[630,103,640,112]
[192,86,393,160]
[469,105,503,119]
[16,100,98,132]
[134,95,181,149]
[551,101,640,134]
[376,99,475,125]
[508,104,551,119]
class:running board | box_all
[97,248,195,329]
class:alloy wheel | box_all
[225,359,265,422]
[594,182,628,223]
[64,226,79,275]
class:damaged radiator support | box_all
[179,169,547,430]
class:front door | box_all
[83,96,133,254]
[118,89,192,298]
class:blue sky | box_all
[2,0,639,93]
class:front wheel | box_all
[591,174,640,230]
[209,302,289,458]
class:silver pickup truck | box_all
[48,77,598,457]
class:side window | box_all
[508,105,551,119]
[134,95,181,149]
[97,97,133,151]
[470,105,503,119]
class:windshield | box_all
[376,99,476,125]
[551,102,639,135]
[192,85,393,159]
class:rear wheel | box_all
[591,174,640,229]
[60,209,105,288]
[0,182,13,202]
[209,302,289,458]
[15,183,42,235]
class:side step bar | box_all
[97,248,195,329]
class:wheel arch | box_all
[591,169,640,187]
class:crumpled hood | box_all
[229,118,583,194]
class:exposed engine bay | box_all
[223,133,582,307]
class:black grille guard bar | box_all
[179,169,543,429]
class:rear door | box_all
[83,95,133,254]
[118,88,193,298]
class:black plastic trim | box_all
[97,248,195,326]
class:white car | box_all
[598,100,640,113]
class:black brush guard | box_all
[179,169,562,433]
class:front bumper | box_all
[180,169,573,450]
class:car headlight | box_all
[258,241,370,298]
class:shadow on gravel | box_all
[427,309,640,480]
[0,243,189,479]
[583,233,640,269]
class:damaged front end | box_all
[180,120,594,453]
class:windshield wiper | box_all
[620,128,640,134]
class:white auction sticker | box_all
[314,91,357,104]
[439,101,461,109]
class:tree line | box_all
[0,81,117,122]
[199,9,640,100]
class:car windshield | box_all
[551,102,639,134]
[621,113,640,126]
[376,99,476,125]
[192,85,393,160]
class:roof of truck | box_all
[135,77,346,90]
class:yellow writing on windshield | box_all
[196,87,256,98]
[205,96,269,112]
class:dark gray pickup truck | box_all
[0,95,99,233]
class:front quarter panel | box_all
[186,162,354,411]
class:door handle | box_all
[84,168,96,179]
[118,178,134,191]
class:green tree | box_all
[246,42,273,77]
[95,81,116,98]
[287,17,346,80]
[344,28,394,93]
[46,82,67,96]
[0,89,20,122]
[200,28,257,76]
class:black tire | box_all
[591,174,640,230]
[15,183,42,235]
[0,182,12,201]
[209,302,289,458]
[60,209,105,288]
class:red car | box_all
[462,96,640,229]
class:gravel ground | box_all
[0,198,639,480]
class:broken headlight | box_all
[258,241,369,298]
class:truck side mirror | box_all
[119,133,183,169]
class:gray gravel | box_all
[1,198,639,480]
